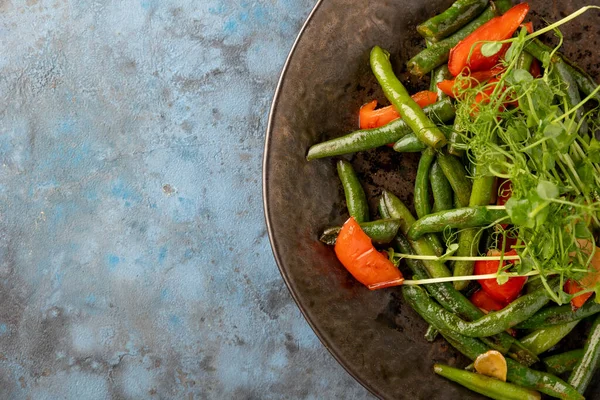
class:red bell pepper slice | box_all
[334,217,404,290]
[564,279,593,310]
[437,67,505,98]
[470,289,506,312]
[564,244,600,309]
[475,249,527,304]
[448,3,530,76]
[473,77,501,104]
[530,59,541,78]
[470,76,520,115]
[359,91,438,129]
[522,21,533,34]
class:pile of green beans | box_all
[307,0,600,398]
[407,0,514,76]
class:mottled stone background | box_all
[0,0,372,398]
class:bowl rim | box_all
[261,0,380,398]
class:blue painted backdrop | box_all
[0,0,373,398]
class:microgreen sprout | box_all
[444,7,600,303]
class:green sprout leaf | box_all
[496,272,510,286]
[537,180,559,199]
[543,123,563,138]
[589,138,600,163]
[576,162,594,188]
[439,243,459,262]
[518,254,534,275]
[481,42,503,57]
[575,222,592,239]
[513,68,533,84]
[505,198,532,228]
[542,152,556,171]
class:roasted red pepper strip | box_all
[473,77,500,104]
[470,77,519,114]
[564,244,600,309]
[470,289,506,312]
[437,67,505,98]
[334,217,404,289]
[475,249,527,304]
[448,3,530,76]
[564,279,593,310]
[530,58,541,78]
[359,91,438,129]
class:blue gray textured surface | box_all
[0,0,373,398]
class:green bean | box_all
[383,191,450,276]
[509,340,541,367]
[453,170,495,289]
[525,275,544,294]
[490,0,513,13]
[506,358,584,400]
[425,325,439,342]
[431,64,452,99]
[430,159,454,213]
[517,51,534,72]
[448,120,465,157]
[394,232,525,357]
[452,229,479,291]
[453,193,461,209]
[403,283,553,338]
[569,313,600,394]
[543,349,584,375]
[442,331,582,399]
[392,134,427,153]
[394,234,483,321]
[415,299,582,399]
[428,235,445,257]
[520,321,580,356]
[414,149,446,254]
[407,206,508,239]
[433,363,542,400]
[524,38,560,65]
[515,301,600,329]
[337,160,369,222]
[417,0,489,42]
[370,46,448,149]
[565,62,600,103]
[415,148,436,219]
[393,126,453,153]
[440,331,539,367]
[306,98,455,160]
[470,166,496,207]
[319,219,402,245]
[551,60,587,135]
[436,151,472,207]
[525,38,600,103]
[406,0,512,76]
[378,197,391,219]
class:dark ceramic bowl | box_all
[263,1,600,398]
